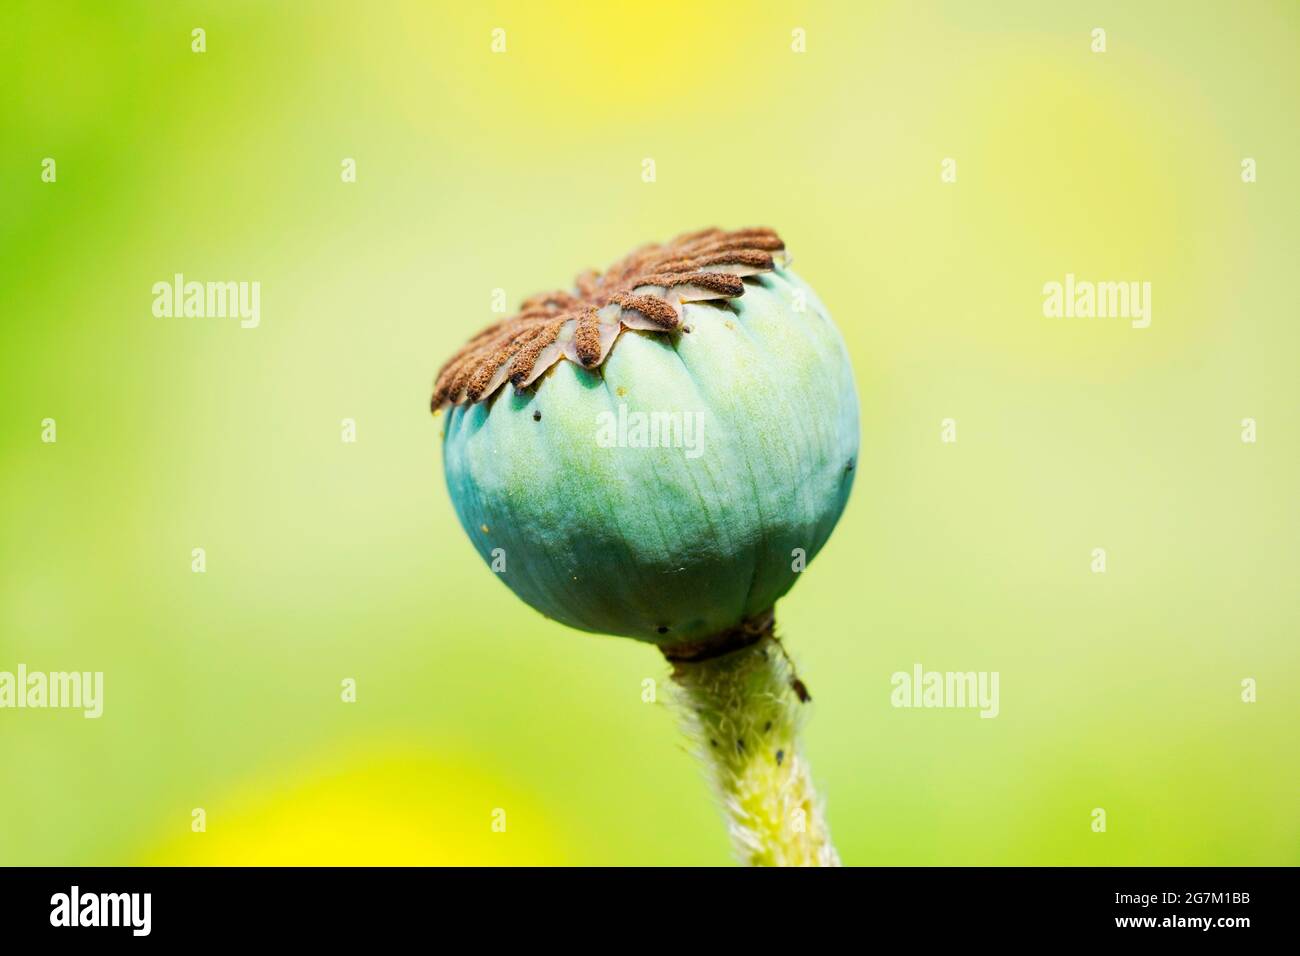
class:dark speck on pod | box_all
[776,749,785,766]
[657,625,669,634]
[533,409,542,421]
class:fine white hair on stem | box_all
[667,625,839,867]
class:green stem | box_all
[666,619,840,866]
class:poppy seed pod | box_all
[431,227,858,865]
[434,227,859,647]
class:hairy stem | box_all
[666,620,840,866]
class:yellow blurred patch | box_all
[144,743,567,866]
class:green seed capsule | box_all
[434,228,859,647]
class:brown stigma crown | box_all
[431,226,787,410]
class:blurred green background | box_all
[1,0,1296,865]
